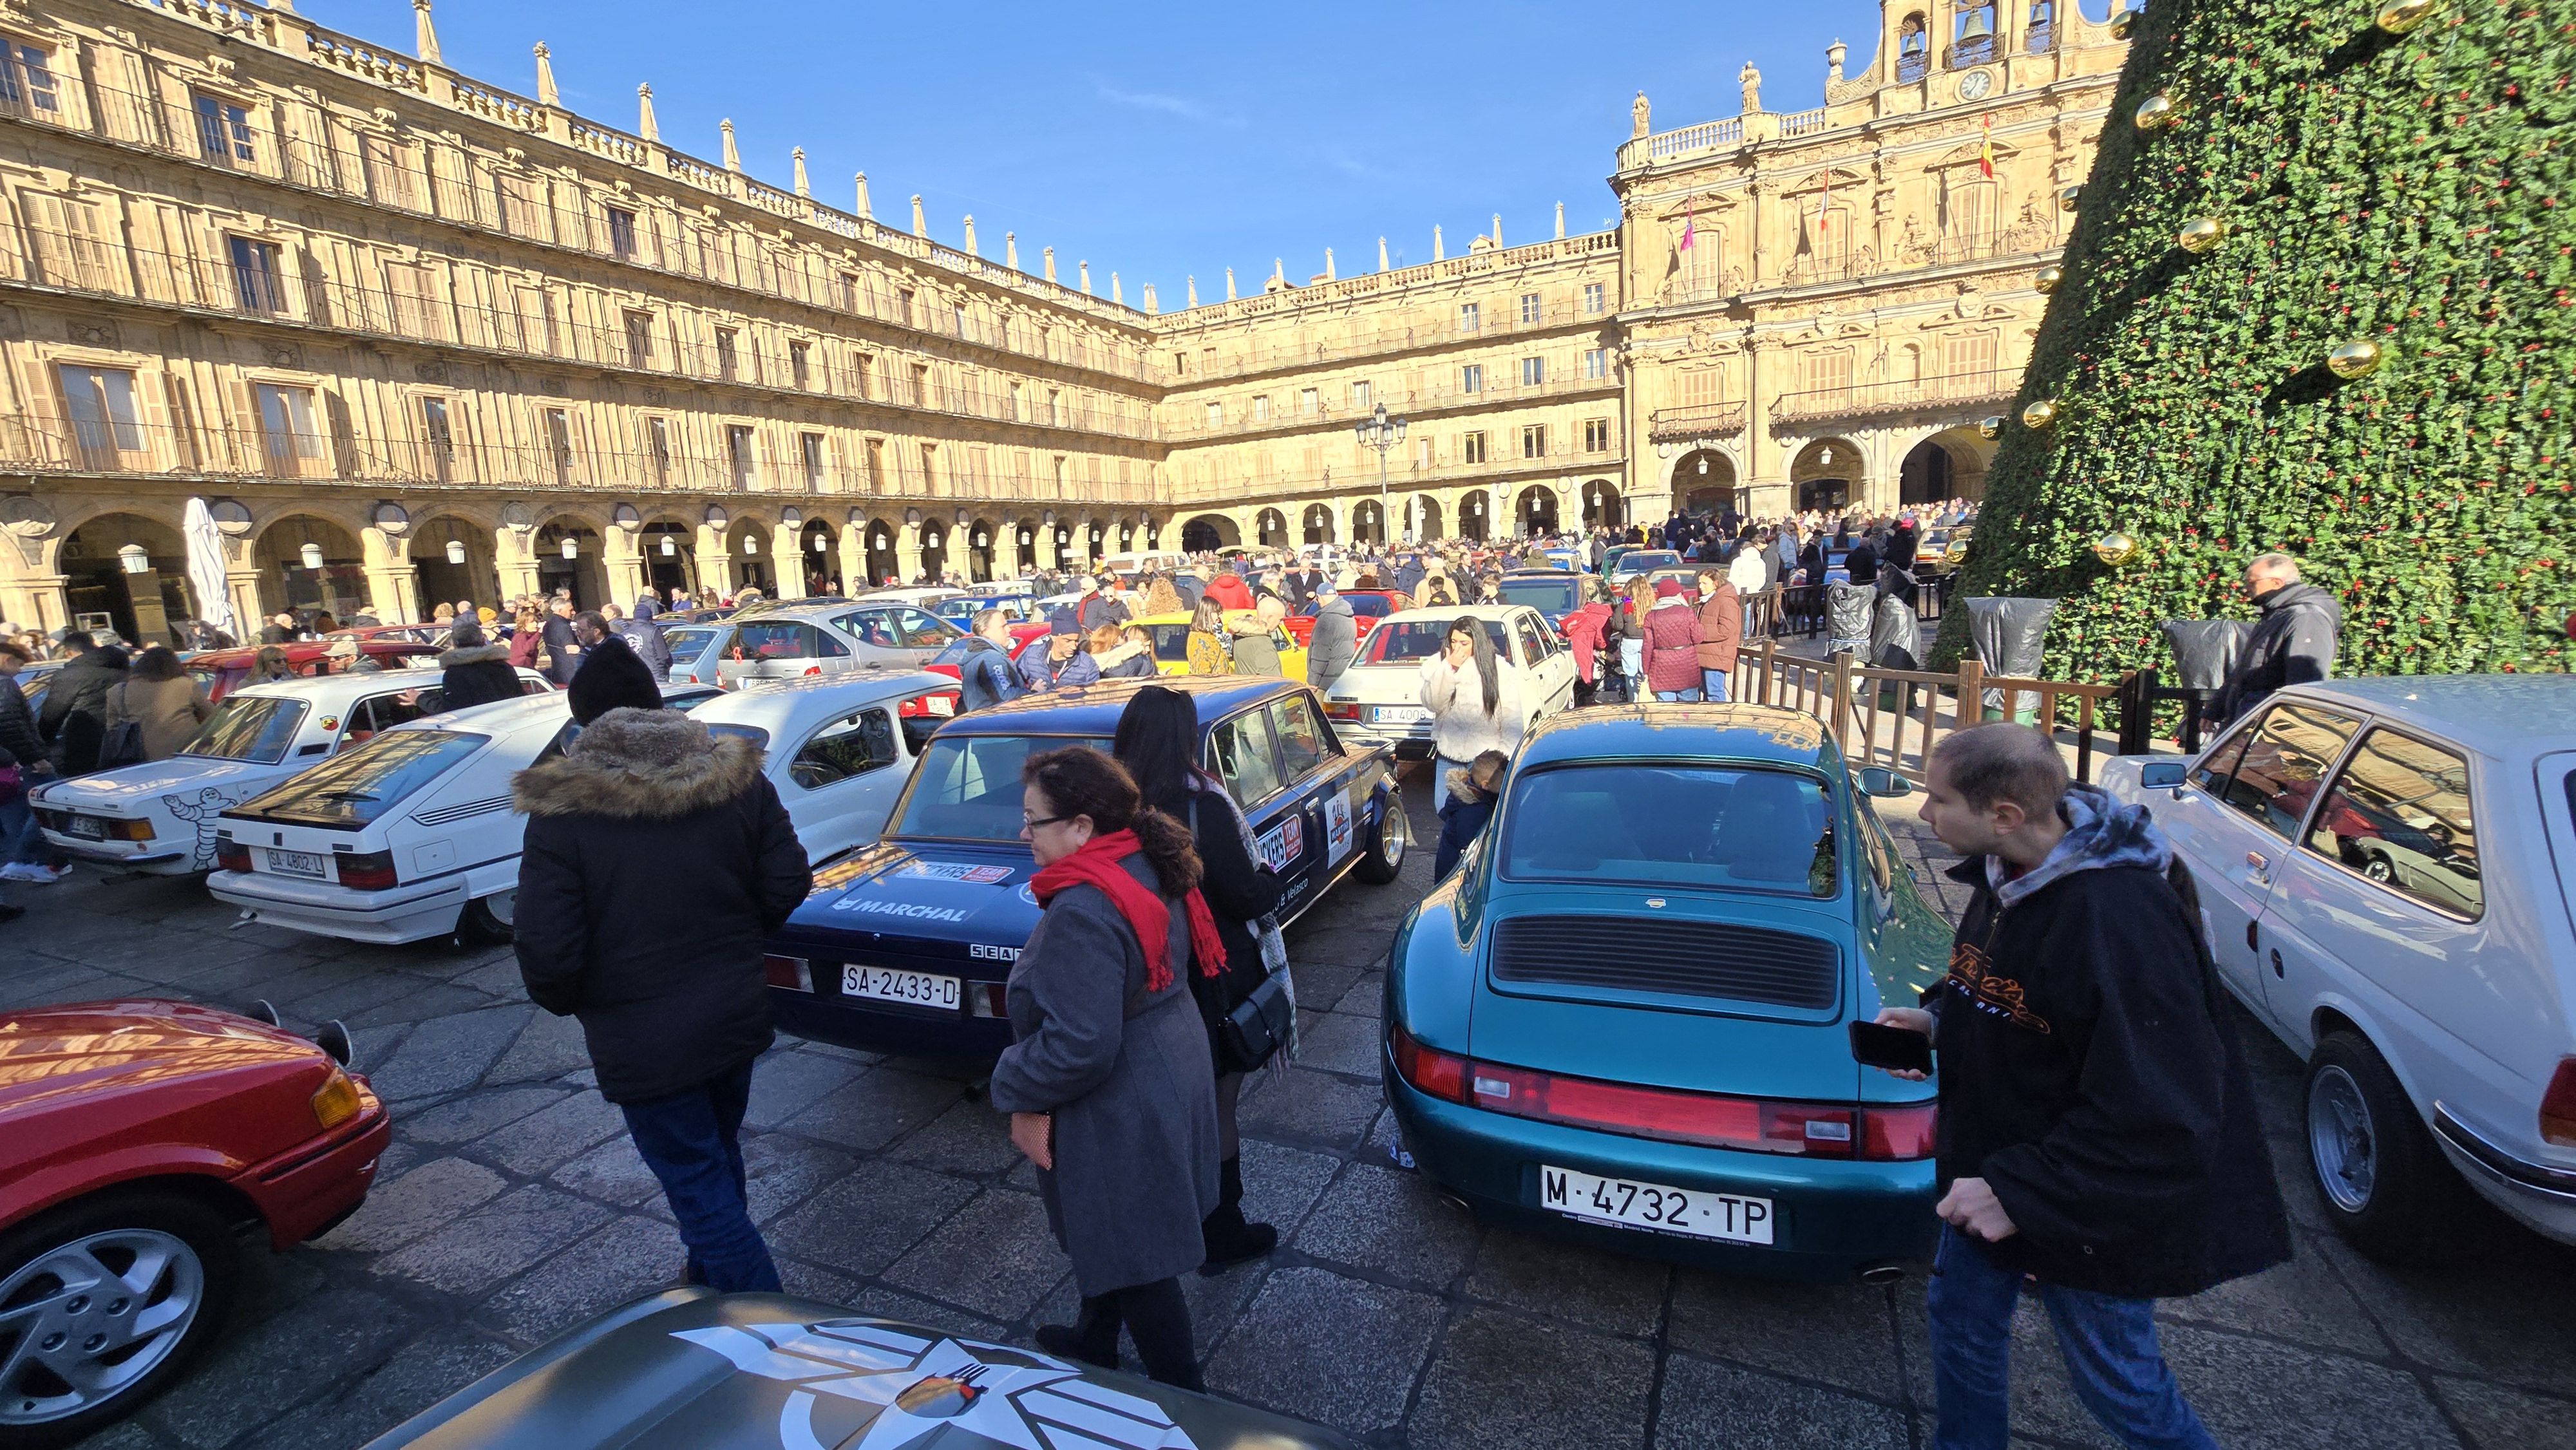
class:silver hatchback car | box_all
[714,601,963,688]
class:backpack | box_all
[97,683,146,770]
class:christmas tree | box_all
[1935,0,2573,680]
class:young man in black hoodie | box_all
[1875,724,2288,1450]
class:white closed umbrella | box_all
[182,497,236,641]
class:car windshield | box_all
[1497,577,1580,614]
[229,729,488,829]
[927,637,978,668]
[1366,618,1510,664]
[1617,552,1681,574]
[1500,763,1836,896]
[182,696,310,764]
[1144,624,1193,662]
[662,626,720,658]
[1343,594,1394,619]
[889,734,1110,842]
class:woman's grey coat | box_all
[989,854,1220,1296]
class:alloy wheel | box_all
[0,1229,205,1427]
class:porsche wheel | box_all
[0,1189,240,1449]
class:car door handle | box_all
[2244,851,2271,887]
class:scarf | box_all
[1030,829,1225,993]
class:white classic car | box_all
[207,672,950,945]
[1314,603,1577,760]
[29,666,547,874]
[2101,676,2576,1256]
[713,601,962,690]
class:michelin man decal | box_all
[162,787,240,870]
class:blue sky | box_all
[335,1,2108,308]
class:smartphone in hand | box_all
[1850,1019,1934,1074]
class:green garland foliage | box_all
[1933,0,2574,681]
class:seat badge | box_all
[1644,898,1666,909]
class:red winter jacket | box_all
[1642,600,1705,693]
[1562,602,1611,684]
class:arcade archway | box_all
[58,512,195,646]
[799,519,841,595]
[1671,449,1741,514]
[1789,438,1863,515]
[724,516,776,597]
[1410,495,1444,541]
[638,520,699,602]
[1350,499,1387,547]
[410,514,499,617]
[863,518,900,587]
[1302,504,1336,545]
[1900,426,1991,505]
[1514,485,1558,537]
[1579,479,1625,531]
[965,518,999,582]
[1255,509,1287,547]
[253,514,367,623]
[919,518,950,582]
[1179,513,1240,552]
[535,517,611,608]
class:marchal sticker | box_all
[833,899,972,922]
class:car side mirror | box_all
[1855,766,1913,799]
[2139,761,2187,789]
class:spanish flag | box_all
[1979,113,1995,179]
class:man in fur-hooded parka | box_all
[511,706,813,1104]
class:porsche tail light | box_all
[2543,1058,2576,1147]
[311,1066,363,1130]
[763,955,813,992]
[1861,1102,1940,1160]
[1390,1023,1471,1104]
[334,849,400,891]
[216,839,252,873]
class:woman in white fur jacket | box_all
[1417,617,1525,782]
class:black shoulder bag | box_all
[1192,798,1295,1072]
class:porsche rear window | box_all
[229,730,487,829]
[182,696,308,764]
[1500,764,1836,897]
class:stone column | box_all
[895,519,924,585]
[694,522,735,598]
[771,530,810,599]
[359,525,421,623]
[601,527,648,608]
[837,520,869,598]
[494,525,542,602]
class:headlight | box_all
[311,1066,363,1130]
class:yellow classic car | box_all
[1130,610,1309,681]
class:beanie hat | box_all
[1654,578,1685,599]
[567,636,662,725]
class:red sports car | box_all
[185,641,444,701]
[0,999,390,1447]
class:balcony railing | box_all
[1166,433,1627,507]
[1768,369,2018,424]
[1647,402,1747,442]
[1946,35,1999,69]
[1896,49,1930,83]
[1162,365,1620,442]
[1615,117,1746,172]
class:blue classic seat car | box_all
[766,677,1406,1060]
[1383,704,1951,1281]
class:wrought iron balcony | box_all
[1768,370,2017,424]
[1647,402,1748,442]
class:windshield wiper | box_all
[321,790,381,802]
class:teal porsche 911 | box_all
[1382,704,1952,1282]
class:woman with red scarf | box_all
[993,746,1223,1388]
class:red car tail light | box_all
[216,840,252,873]
[763,955,814,992]
[2543,1058,2576,1147]
[334,849,400,891]
[971,982,1009,1018]
[1390,1023,1472,1104]
[1859,1102,1939,1161]
[1323,702,1362,721]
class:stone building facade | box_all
[0,0,2125,639]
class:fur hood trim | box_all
[1092,641,1146,670]
[513,706,763,820]
[1444,767,1493,805]
[439,643,510,668]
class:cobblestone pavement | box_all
[7,772,2574,1450]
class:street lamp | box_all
[1353,403,1407,545]
[117,543,151,575]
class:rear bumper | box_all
[1385,1061,1937,1281]
[207,869,468,945]
[770,988,1014,1064]
[232,1089,392,1250]
[39,832,194,872]
[2432,1105,2576,1245]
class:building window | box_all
[649,417,672,486]
[1047,389,1062,427]
[624,309,655,368]
[1521,424,1547,459]
[910,362,931,408]
[802,432,828,489]
[228,236,284,314]
[1519,292,1542,324]
[58,364,144,466]
[1204,401,1223,429]
[1584,348,1608,379]
[1584,418,1611,452]
[1461,364,1482,395]
[1253,395,1271,422]
[513,285,554,353]
[1463,431,1487,465]
[253,382,321,473]
[421,396,454,480]
[386,262,442,341]
[361,135,417,209]
[1,40,62,118]
[1299,388,1318,416]
[853,352,875,399]
[715,327,741,382]
[1584,282,1606,314]
[727,424,757,489]
[898,288,916,326]
[1351,380,1372,410]
[833,271,860,312]
[605,205,638,259]
[1009,381,1025,420]
[1459,302,1481,332]
[953,302,969,338]
[32,196,115,290]
[193,93,254,165]
[790,340,812,390]
[545,408,576,484]
[493,173,541,239]
[1520,356,1545,386]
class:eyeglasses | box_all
[1022,813,1070,829]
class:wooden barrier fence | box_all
[1728,637,2128,784]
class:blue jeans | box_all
[0,790,43,867]
[619,1057,782,1293]
[1927,1226,2217,1450]
[1653,687,1702,702]
[1702,670,1731,702]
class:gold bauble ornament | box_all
[2326,339,2385,379]
[1977,415,2006,440]
[2374,1,2435,35]
[2176,216,2226,254]
[2093,531,2139,567]
[2134,93,2175,131]
[2058,185,2083,214]
[2022,399,2060,431]
[2034,265,2065,294]
[2108,5,2141,40]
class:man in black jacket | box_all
[36,634,127,777]
[1876,724,2287,1450]
[2211,553,2342,726]
[513,657,812,1292]
[433,620,522,711]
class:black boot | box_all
[1034,1294,1119,1370]
[1199,1156,1278,1274]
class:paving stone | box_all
[265,1323,518,1449]
[744,1048,873,1129]
[1203,1266,1443,1433]
[777,1256,864,1306]
[349,982,499,1029]
[2315,1236,2576,1396]
[278,967,441,1024]
[2432,1376,2576,1450]
[374,1183,614,1297]
[478,1214,687,1342]
[143,1288,414,1450]
[1469,1227,1672,1336]
[1285,923,1395,969]
[401,1085,568,1146]
[550,1133,665,1207]
[1408,1308,1655,1450]
[1294,1008,1381,1076]
[486,1008,593,1084]
[316,1155,509,1254]
[1653,1352,1909,1450]
[766,1162,980,1276]
[1289,961,1367,1014]
[884,1187,1069,1322]
[449,957,530,997]
[1236,1065,1383,1151]
[741,1130,858,1225]
[775,1067,965,1151]
[471,1089,629,1175]
[2158,1251,2391,1359]
[363,1004,531,1102]
[2161,1321,2459,1450]
[1238,1139,1342,1234]
[885,1097,1022,1176]
[1292,1162,1479,1288]
[1668,1270,1904,1399]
